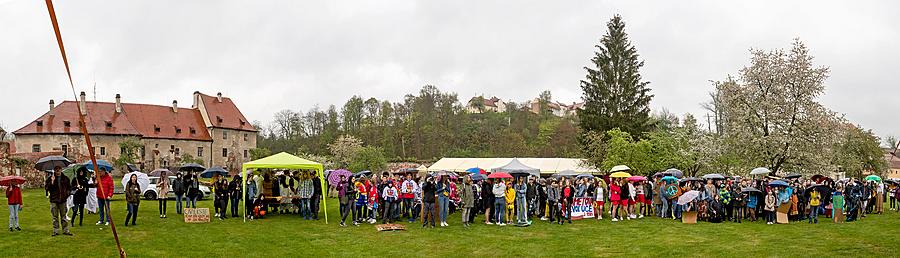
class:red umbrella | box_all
[487,172,512,179]
[0,176,26,186]
[627,176,647,182]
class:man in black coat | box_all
[45,166,72,236]
[421,177,437,228]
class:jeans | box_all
[73,203,85,226]
[383,200,395,223]
[8,204,19,228]
[403,198,413,218]
[660,198,669,218]
[311,195,320,219]
[438,196,450,223]
[674,203,683,219]
[494,197,506,223]
[409,202,420,222]
[188,196,198,208]
[461,207,471,223]
[50,202,69,234]
[548,201,557,221]
[125,203,139,225]
[175,194,184,214]
[766,210,775,223]
[158,199,167,215]
[422,202,435,226]
[97,198,110,223]
[516,197,528,223]
[231,196,240,217]
[809,205,822,222]
[340,202,351,224]
[299,199,311,220]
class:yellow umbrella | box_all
[610,171,632,178]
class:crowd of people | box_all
[3,164,898,236]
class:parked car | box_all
[144,176,211,200]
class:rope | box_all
[44,1,126,256]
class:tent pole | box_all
[320,168,328,224]
[242,167,246,222]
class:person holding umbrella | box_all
[4,176,24,231]
[45,166,72,236]
[421,176,437,228]
[71,167,90,226]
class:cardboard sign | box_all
[570,197,595,220]
[376,224,406,231]
[184,208,210,223]
[682,211,698,224]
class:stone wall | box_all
[208,128,257,173]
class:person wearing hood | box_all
[421,176,436,228]
[46,166,72,236]
[95,167,114,226]
[172,173,186,214]
[71,167,90,226]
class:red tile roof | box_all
[122,103,212,141]
[199,93,256,132]
[14,100,214,141]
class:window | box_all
[99,147,106,156]
[32,144,41,153]
[189,127,196,135]
[216,116,223,124]
[154,126,161,133]
[63,121,71,127]
[105,121,113,128]
[243,133,248,141]
[223,131,228,140]
[141,146,146,158]
[222,148,228,158]
[175,127,182,134]
[175,148,180,156]
[197,147,204,157]
[243,149,248,158]
[240,120,246,126]
[36,120,43,127]
[61,144,68,157]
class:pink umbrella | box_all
[328,169,352,186]
[627,176,647,182]
[487,172,512,179]
[0,176,26,186]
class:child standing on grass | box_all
[505,179,516,225]
[609,180,621,222]
[6,183,22,231]
[594,180,605,220]
[764,191,776,225]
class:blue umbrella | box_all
[465,167,485,174]
[768,180,789,187]
[82,160,114,172]
[35,156,73,171]
[200,166,229,178]
[661,176,678,183]
[470,174,486,181]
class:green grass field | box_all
[2,189,899,257]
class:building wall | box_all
[140,138,212,171]
[13,134,135,161]
[207,128,257,173]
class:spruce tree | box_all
[579,14,653,138]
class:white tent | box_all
[428,158,601,174]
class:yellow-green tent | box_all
[241,152,328,223]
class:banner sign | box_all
[570,197,595,219]
[184,208,210,223]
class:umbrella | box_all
[465,167,486,174]
[149,168,172,177]
[805,184,830,193]
[664,168,684,178]
[34,156,72,171]
[61,164,85,178]
[328,169,352,185]
[886,179,899,185]
[354,170,372,177]
[0,176,26,187]
[681,177,702,182]
[576,174,595,179]
[677,190,700,205]
[82,160,114,172]
[126,163,140,172]
[397,167,418,174]
[121,171,151,192]
[768,180,789,187]
[610,171,632,178]
[784,173,802,179]
[661,176,678,183]
[750,167,771,175]
[865,175,882,182]
[488,172,512,179]
[741,187,762,193]
[470,174,486,181]
[652,172,664,177]
[627,176,647,182]
[491,158,540,177]
[555,170,579,177]
[610,165,631,173]
[810,174,827,183]
[702,173,725,180]
[200,167,229,178]
[179,163,206,173]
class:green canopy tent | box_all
[241,152,328,223]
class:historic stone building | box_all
[12,91,257,174]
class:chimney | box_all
[49,99,55,111]
[216,92,223,103]
[172,100,178,113]
[192,91,200,109]
[115,94,122,113]
[79,91,87,115]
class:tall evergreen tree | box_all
[579,15,653,138]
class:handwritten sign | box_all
[376,224,406,231]
[184,208,210,223]
[570,197,595,220]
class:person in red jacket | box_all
[6,183,22,231]
[95,168,115,226]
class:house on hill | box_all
[466,96,507,113]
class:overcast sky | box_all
[1,0,897,140]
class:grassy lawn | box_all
[2,189,899,257]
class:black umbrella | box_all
[200,167,228,178]
[354,171,372,177]
[126,163,140,172]
[34,156,72,171]
[682,177,703,182]
[784,173,802,179]
[179,163,206,173]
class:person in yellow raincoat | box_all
[505,178,516,224]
